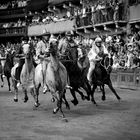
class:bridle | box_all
[100,55,112,72]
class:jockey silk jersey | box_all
[88,43,108,61]
[58,37,76,55]
[35,40,49,64]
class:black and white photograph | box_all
[0,0,140,139]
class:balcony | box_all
[28,19,75,36]
[0,26,27,37]
[0,7,26,19]
[76,5,127,36]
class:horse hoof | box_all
[81,96,86,100]
[14,98,18,102]
[85,96,90,101]
[1,85,3,88]
[118,97,121,101]
[71,100,78,106]
[9,90,12,93]
[34,102,40,107]
[102,96,106,101]
[51,98,55,102]
[24,97,28,103]
[53,108,59,114]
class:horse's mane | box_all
[58,37,68,50]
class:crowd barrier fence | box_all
[110,68,140,90]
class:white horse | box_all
[46,39,70,120]
[34,39,70,120]
[11,44,39,107]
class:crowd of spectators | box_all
[76,0,126,27]
[28,0,126,28]
[0,28,140,70]
[0,0,28,10]
[29,11,74,26]
[0,19,26,29]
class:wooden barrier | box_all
[110,69,140,90]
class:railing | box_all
[76,5,127,28]
[111,69,140,90]
[0,26,27,36]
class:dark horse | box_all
[60,46,92,105]
[4,50,15,92]
[90,54,121,104]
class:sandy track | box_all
[0,82,140,140]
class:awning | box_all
[28,19,75,36]
[26,0,48,12]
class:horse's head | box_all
[23,44,32,59]
[47,39,58,55]
[100,54,113,74]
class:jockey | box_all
[58,31,76,59]
[87,37,109,85]
[35,34,50,94]
[15,37,29,87]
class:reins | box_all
[100,55,112,71]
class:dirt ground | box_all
[0,81,140,140]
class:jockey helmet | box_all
[95,37,102,43]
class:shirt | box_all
[88,43,108,61]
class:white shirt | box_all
[88,43,108,61]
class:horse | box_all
[43,39,70,120]
[4,49,15,92]
[90,54,121,103]
[11,44,38,107]
[60,44,92,106]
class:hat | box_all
[95,37,102,43]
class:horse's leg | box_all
[63,90,70,110]
[13,80,18,102]
[30,87,40,107]
[53,91,60,114]
[70,88,79,106]
[58,93,66,120]
[100,85,106,101]
[35,84,41,105]
[82,81,92,101]
[91,84,98,105]
[107,79,121,100]
[1,74,4,87]
[7,76,11,92]
[75,88,86,100]
[22,86,28,103]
